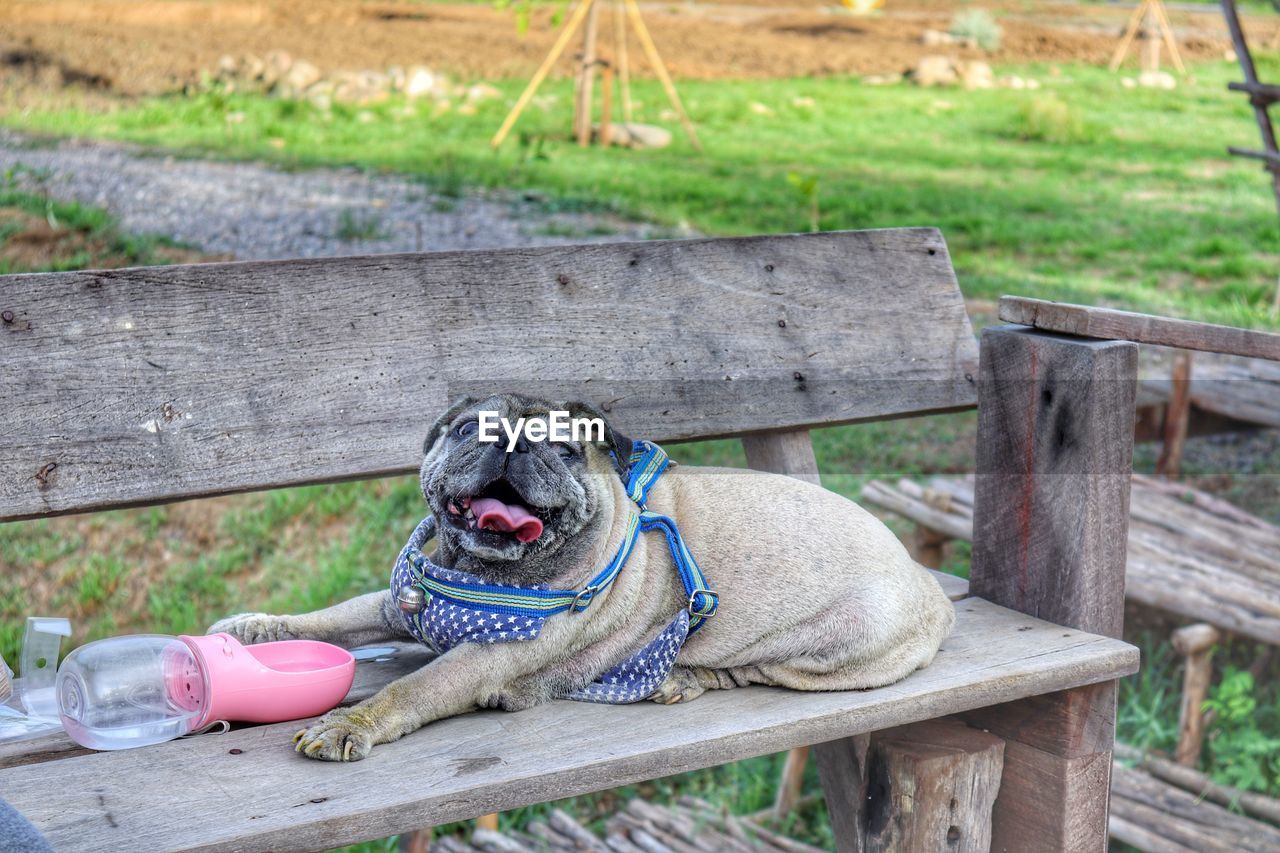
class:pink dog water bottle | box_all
[56,633,355,750]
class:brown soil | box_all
[0,207,206,272]
[0,0,1258,97]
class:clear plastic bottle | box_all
[57,633,355,751]
[57,635,204,750]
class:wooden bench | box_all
[0,231,1140,852]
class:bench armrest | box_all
[999,296,1280,361]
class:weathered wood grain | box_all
[999,296,1280,361]
[862,474,1280,646]
[0,229,978,522]
[970,327,1137,639]
[1138,344,1280,430]
[1113,742,1280,828]
[0,597,1136,853]
[969,327,1137,853]
[1171,624,1219,768]
[814,734,871,853]
[864,718,1004,853]
[1109,764,1280,852]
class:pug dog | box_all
[209,393,955,762]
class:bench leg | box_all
[814,734,871,853]
[969,327,1137,852]
[815,718,1005,853]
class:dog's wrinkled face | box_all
[419,393,630,584]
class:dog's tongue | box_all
[471,497,544,543]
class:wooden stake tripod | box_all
[490,0,702,151]
[1109,0,1187,75]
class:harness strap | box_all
[405,440,717,629]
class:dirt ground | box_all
[0,0,1266,96]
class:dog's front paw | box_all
[648,667,708,705]
[208,612,297,645]
[293,710,375,762]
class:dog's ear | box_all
[563,400,633,476]
[423,396,479,457]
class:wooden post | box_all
[490,0,599,149]
[574,0,601,147]
[912,527,948,569]
[1142,24,1161,72]
[742,430,822,824]
[398,828,431,853]
[773,745,810,819]
[864,719,1004,852]
[1172,623,1219,767]
[1156,350,1192,478]
[966,325,1137,852]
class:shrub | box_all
[1008,95,1102,145]
[950,9,1002,51]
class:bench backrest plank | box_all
[1,229,977,521]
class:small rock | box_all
[1138,70,1177,90]
[911,55,957,87]
[404,66,441,99]
[596,122,673,149]
[749,101,774,115]
[216,54,238,79]
[922,29,956,47]
[466,82,502,103]
[356,110,376,124]
[1121,76,1137,89]
[261,50,293,88]
[1003,74,1027,90]
[791,96,816,108]
[239,53,266,82]
[956,60,993,90]
[1225,49,1238,63]
[280,60,322,95]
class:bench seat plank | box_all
[0,596,1136,853]
[0,229,978,522]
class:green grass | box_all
[0,180,182,273]
[4,59,1279,326]
[3,57,1280,849]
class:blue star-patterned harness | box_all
[390,440,718,704]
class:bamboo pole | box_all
[613,0,633,123]
[1110,0,1149,72]
[622,0,702,151]
[1150,0,1187,74]
[490,0,599,149]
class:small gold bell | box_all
[397,586,426,614]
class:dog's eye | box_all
[455,420,479,439]
[554,442,578,459]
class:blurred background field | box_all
[2,0,1279,848]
